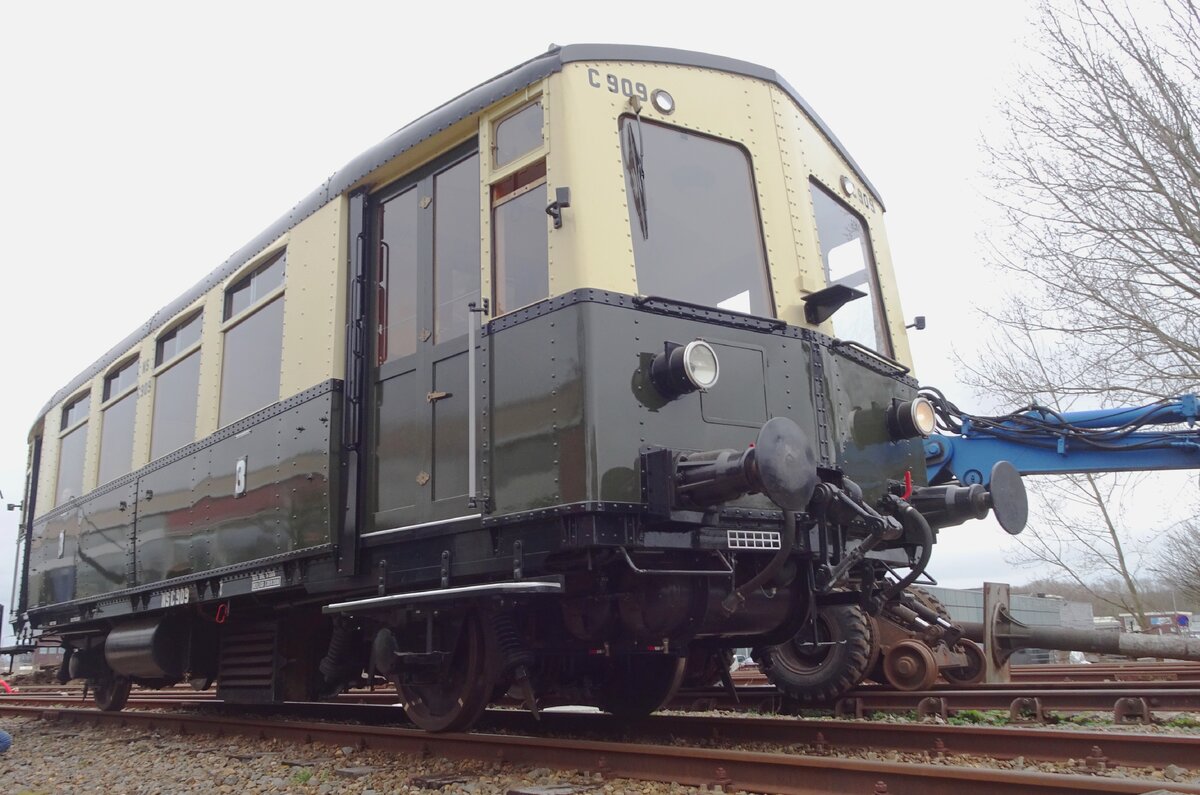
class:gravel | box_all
[0,715,727,795]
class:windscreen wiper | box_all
[625,118,649,239]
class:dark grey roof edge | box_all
[32,43,882,433]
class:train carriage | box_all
[7,44,1022,730]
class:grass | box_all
[947,709,1011,726]
[1163,714,1200,729]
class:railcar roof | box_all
[33,43,884,431]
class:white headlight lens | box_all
[651,89,675,114]
[683,341,719,390]
[911,397,937,436]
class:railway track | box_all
[1,702,1196,795]
[726,661,1200,688]
[1009,662,1200,683]
[11,675,1200,720]
[677,681,1200,720]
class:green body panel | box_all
[826,349,929,498]
[486,298,925,517]
[26,389,337,608]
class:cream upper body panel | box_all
[546,61,912,366]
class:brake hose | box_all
[881,501,933,601]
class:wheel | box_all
[755,603,872,704]
[92,674,132,711]
[395,612,492,732]
[599,655,686,719]
[882,639,939,691]
[942,639,987,685]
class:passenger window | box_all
[62,393,90,430]
[220,296,284,426]
[225,251,286,321]
[493,101,543,168]
[809,182,891,355]
[432,154,481,343]
[98,359,138,485]
[152,313,203,460]
[155,312,202,366]
[103,359,138,401]
[151,350,201,459]
[56,392,90,505]
[492,160,549,314]
[220,250,286,426]
[619,118,773,317]
[378,187,420,364]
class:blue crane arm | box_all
[924,395,1200,487]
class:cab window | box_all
[620,117,773,317]
[810,182,891,355]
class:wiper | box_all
[625,116,649,239]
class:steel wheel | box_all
[943,639,987,685]
[599,655,686,719]
[92,673,132,712]
[396,612,491,733]
[882,639,939,691]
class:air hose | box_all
[881,500,934,601]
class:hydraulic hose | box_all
[881,501,934,602]
[720,509,796,615]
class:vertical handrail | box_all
[467,299,489,508]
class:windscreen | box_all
[620,118,773,317]
[810,182,891,355]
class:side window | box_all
[97,358,138,485]
[220,251,286,425]
[493,100,543,168]
[809,181,891,355]
[489,99,549,317]
[432,155,481,343]
[151,312,203,460]
[56,392,91,505]
[378,187,420,364]
[492,160,548,314]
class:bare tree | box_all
[982,0,1200,404]
[1150,519,1200,604]
[1010,472,1158,627]
[959,0,1200,628]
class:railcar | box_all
[6,44,1023,731]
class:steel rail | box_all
[1,696,1197,773]
[675,684,1200,715]
[1,704,1195,795]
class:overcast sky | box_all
[1,1,1191,644]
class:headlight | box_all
[682,340,719,390]
[888,397,937,440]
[650,339,720,398]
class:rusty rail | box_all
[1,704,1195,795]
